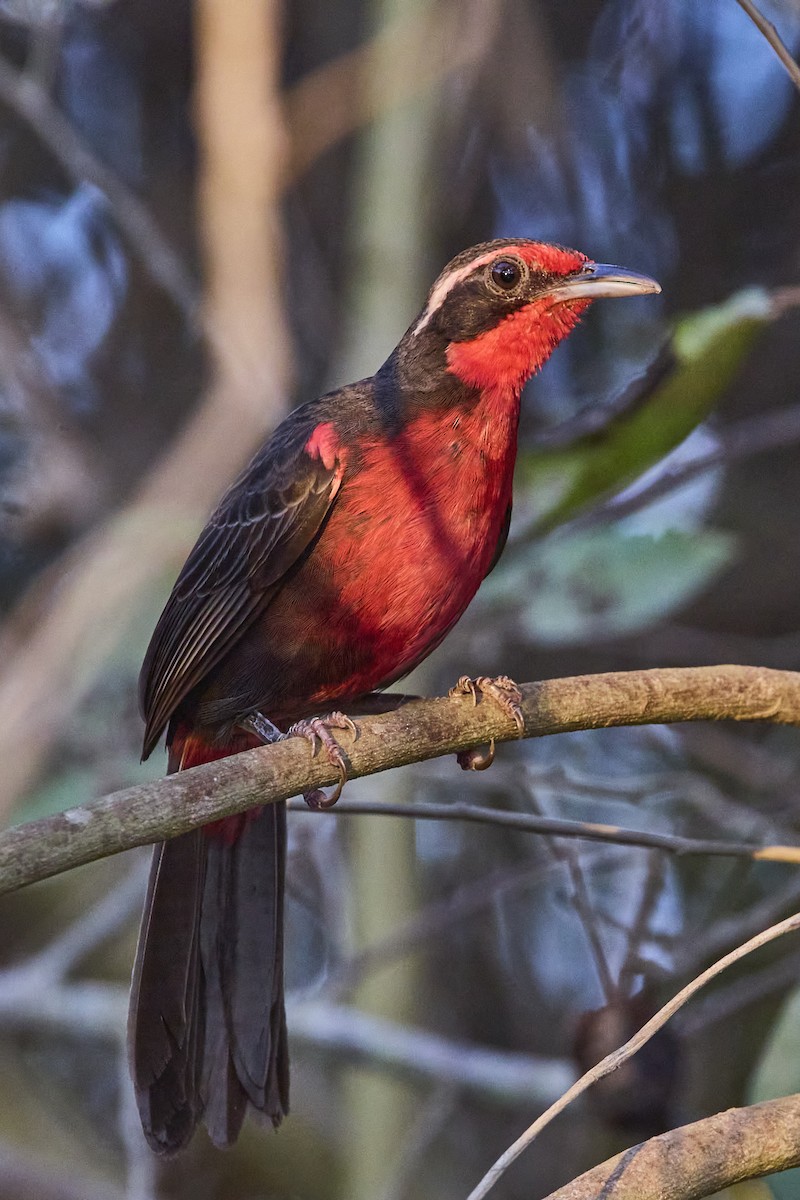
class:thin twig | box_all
[617,852,665,993]
[736,0,800,92]
[3,665,800,896]
[295,796,800,866]
[465,910,800,1200]
[323,853,613,999]
[523,792,616,1001]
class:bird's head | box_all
[400,239,660,400]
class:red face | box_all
[410,239,659,398]
[444,242,591,397]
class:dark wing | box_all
[140,425,344,758]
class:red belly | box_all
[297,389,519,699]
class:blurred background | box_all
[0,0,799,1196]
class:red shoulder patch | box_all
[305,421,340,470]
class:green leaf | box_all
[518,288,773,533]
[497,527,735,644]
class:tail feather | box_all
[202,802,288,1145]
[128,735,289,1154]
[128,833,205,1152]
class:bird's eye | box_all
[490,259,522,292]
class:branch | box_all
[0,974,572,1107]
[541,1093,800,1200]
[289,1001,571,1105]
[0,55,199,321]
[736,0,800,93]
[297,796,800,864]
[2,666,800,896]
[466,909,800,1199]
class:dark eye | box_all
[490,259,522,291]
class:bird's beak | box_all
[544,262,662,303]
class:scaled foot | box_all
[287,712,357,809]
[448,675,524,771]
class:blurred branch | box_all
[680,873,800,973]
[305,795,800,864]
[2,666,800,895]
[466,910,800,1200]
[618,852,664,993]
[736,0,800,92]
[3,859,147,986]
[524,793,616,1002]
[117,1041,157,1200]
[0,53,199,320]
[683,945,800,1033]
[323,853,613,998]
[290,1001,571,1105]
[0,977,124,1039]
[0,302,104,536]
[284,0,499,181]
[0,972,572,1108]
[541,1093,800,1200]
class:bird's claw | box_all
[449,674,525,731]
[457,739,496,771]
[287,712,356,809]
[449,675,524,770]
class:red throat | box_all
[446,296,590,398]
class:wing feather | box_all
[140,424,344,757]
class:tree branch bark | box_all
[2,664,800,897]
[541,1093,800,1199]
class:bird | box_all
[128,238,660,1153]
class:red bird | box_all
[129,239,659,1152]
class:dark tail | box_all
[128,738,289,1153]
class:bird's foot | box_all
[287,712,357,809]
[448,675,524,771]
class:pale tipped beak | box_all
[545,262,662,302]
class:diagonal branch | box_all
[2,665,800,897]
[466,909,800,1200]
[541,1092,800,1200]
[736,0,800,93]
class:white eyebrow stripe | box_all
[411,248,507,336]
